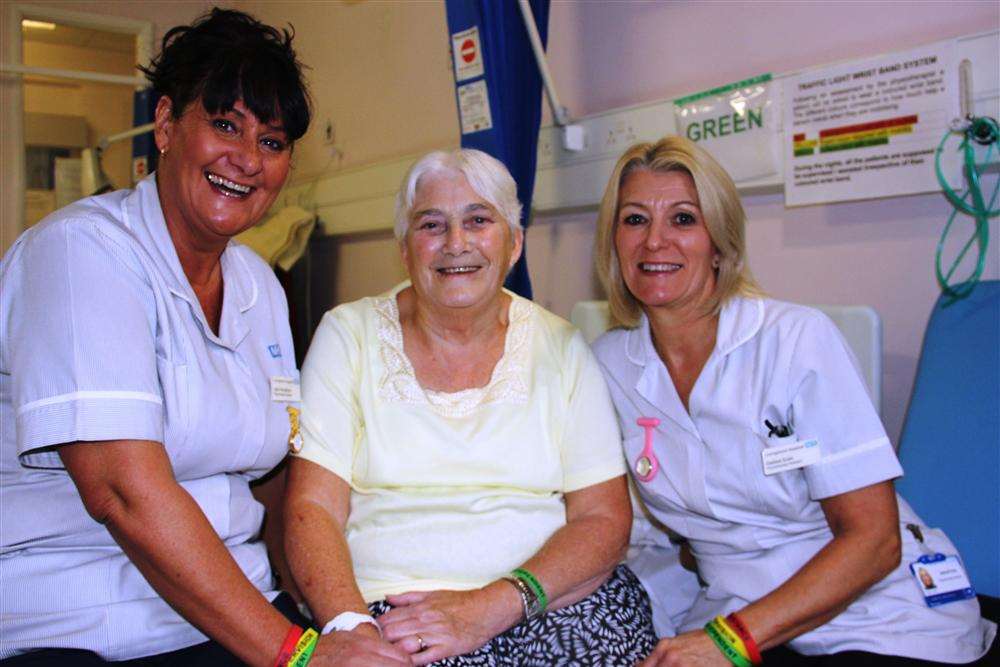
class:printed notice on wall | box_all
[458,80,493,135]
[784,41,957,206]
[674,74,781,183]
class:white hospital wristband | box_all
[321,611,381,636]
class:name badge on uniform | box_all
[270,376,301,402]
[909,554,976,607]
[286,406,303,454]
[761,438,821,475]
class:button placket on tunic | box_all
[634,327,715,520]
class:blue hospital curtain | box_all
[444,0,551,299]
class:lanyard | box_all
[634,417,660,482]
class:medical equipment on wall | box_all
[933,115,998,301]
[933,61,999,302]
[80,122,155,196]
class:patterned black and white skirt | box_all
[368,564,656,666]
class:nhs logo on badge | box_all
[267,344,282,358]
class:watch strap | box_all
[502,575,542,620]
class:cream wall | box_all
[15,1,216,44]
[242,0,459,180]
[237,0,462,305]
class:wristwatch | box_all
[503,576,543,620]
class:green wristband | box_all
[511,567,548,613]
[705,620,753,667]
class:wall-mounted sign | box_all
[451,26,484,82]
[674,73,780,182]
[458,80,493,134]
[784,41,957,206]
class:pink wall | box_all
[530,1,1000,446]
[547,0,998,119]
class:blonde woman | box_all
[592,136,996,666]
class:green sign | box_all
[685,107,764,142]
[672,73,779,181]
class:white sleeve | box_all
[559,332,628,492]
[294,308,363,484]
[788,311,902,499]
[8,220,164,468]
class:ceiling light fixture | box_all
[22,19,57,30]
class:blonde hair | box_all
[394,149,522,241]
[594,136,761,328]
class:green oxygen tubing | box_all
[933,115,999,301]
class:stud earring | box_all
[712,255,721,269]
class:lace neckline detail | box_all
[374,292,532,417]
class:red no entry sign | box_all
[461,39,476,63]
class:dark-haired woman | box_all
[0,9,409,667]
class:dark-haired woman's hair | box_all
[140,8,311,141]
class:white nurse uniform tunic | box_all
[1,175,299,660]
[593,296,995,663]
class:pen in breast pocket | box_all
[764,419,792,438]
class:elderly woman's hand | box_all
[640,631,732,667]
[310,626,413,666]
[379,584,522,666]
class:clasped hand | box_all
[309,624,412,666]
[640,630,731,667]
[378,588,506,666]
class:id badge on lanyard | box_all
[906,524,976,607]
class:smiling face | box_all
[401,171,523,313]
[614,168,719,315]
[154,96,291,249]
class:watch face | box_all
[636,456,652,477]
[526,596,543,619]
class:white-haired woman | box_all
[283,148,657,665]
[592,136,996,666]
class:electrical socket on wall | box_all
[537,134,555,163]
[536,99,677,170]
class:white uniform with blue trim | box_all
[0,175,298,660]
[593,296,995,663]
